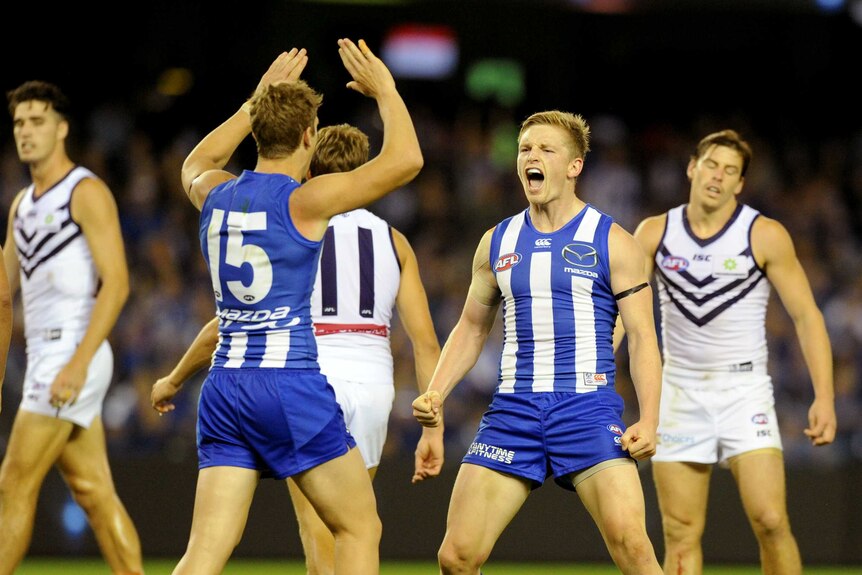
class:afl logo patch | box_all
[495,252,522,272]
[607,424,623,435]
[751,413,769,425]
[661,255,689,271]
[562,243,598,268]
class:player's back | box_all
[200,170,320,369]
[311,209,400,385]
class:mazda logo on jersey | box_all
[495,252,522,271]
[562,243,598,268]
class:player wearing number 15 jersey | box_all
[154,43,422,575]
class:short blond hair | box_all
[519,110,591,159]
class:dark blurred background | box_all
[1,0,861,566]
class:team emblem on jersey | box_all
[495,252,522,271]
[562,243,598,268]
[660,255,689,271]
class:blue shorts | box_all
[462,391,633,491]
[197,367,355,479]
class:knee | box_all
[438,539,487,575]
[661,510,704,549]
[65,474,114,513]
[748,507,791,540]
[603,521,656,565]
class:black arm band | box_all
[614,282,649,301]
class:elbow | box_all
[400,148,424,183]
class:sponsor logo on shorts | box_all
[467,442,515,464]
[607,424,623,435]
[751,413,769,425]
[659,433,695,445]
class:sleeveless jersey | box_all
[200,170,320,369]
[14,166,99,353]
[490,205,618,393]
[655,203,770,370]
[310,209,400,386]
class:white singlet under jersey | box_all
[310,209,400,386]
[655,203,770,371]
[14,166,99,353]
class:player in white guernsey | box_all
[0,82,143,574]
[413,111,663,574]
[151,124,441,575]
[151,44,422,575]
[617,130,836,575]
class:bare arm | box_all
[151,316,219,414]
[291,39,423,240]
[391,228,444,482]
[0,245,12,412]
[609,223,662,461]
[392,229,441,395]
[613,214,663,353]
[52,178,129,409]
[3,191,24,297]
[182,48,309,210]
[754,216,836,446]
[412,229,500,427]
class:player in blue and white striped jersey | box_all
[413,110,663,574]
[153,42,422,575]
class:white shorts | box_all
[654,362,782,467]
[327,377,394,469]
[19,340,113,428]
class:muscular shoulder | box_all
[70,176,119,225]
[632,213,666,255]
[751,214,795,266]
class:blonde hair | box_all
[519,110,591,159]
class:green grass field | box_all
[14,559,862,574]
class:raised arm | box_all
[291,39,423,239]
[609,223,662,461]
[754,216,836,446]
[412,229,500,428]
[151,316,219,414]
[182,48,309,210]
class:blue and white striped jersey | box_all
[655,203,770,370]
[490,205,618,393]
[199,170,320,369]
